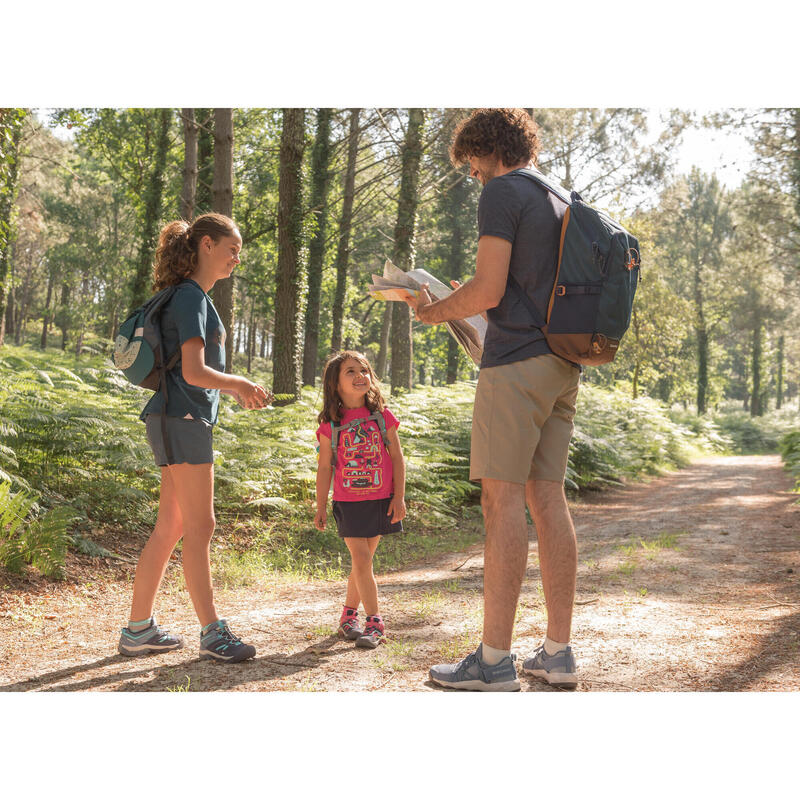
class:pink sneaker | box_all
[337,608,363,641]
[356,615,385,649]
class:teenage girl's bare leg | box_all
[129,467,184,622]
[344,536,381,616]
[167,463,218,628]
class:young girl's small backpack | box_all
[329,412,390,470]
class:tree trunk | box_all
[696,325,708,414]
[58,282,70,351]
[260,325,267,359]
[211,108,235,372]
[272,108,307,404]
[302,108,333,386]
[377,305,391,379]
[180,109,199,220]
[750,315,763,417]
[776,334,784,410]
[195,110,214,215]
[41,265,54,349]
[330,109,360,354]
[130,108,172,307]
[247,300,256,374]
[390,108,425,393]
[0,111,25,347]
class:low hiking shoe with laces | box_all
[355,615,384,649]
[199,619,256,663]
[118,617,184,657]
[429,644,520,692]
[338,611,363,641]
[522,644,578,689]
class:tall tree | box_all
[330,108,360,354]
[180,108,198,220]
[0,108,27,347]
[302,108,333,385]
[129,108,172,307]
[390,108,425,392]
[272,108,307,403]
[211,108,235,371]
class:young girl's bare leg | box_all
[344,536,381,615]
[343,535,381,610]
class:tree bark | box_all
[41,264,54,349]
[130,108,172,307]
[302,108,333,385]
[776,334,784,409]
[0,110,25,347]
[330,109,360,354]
[750,314,763,417]
[377,304,391,379]
[195,110,214,215]
[58,282,70,351]
[272,108,307,404]
[211,108,235,371]
[180,108,198,221]
[390,108,425,393]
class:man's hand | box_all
[403,284,436,324]
[387,495,406,523]
[314,507,327,531]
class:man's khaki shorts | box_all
[470,354,580,484]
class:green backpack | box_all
[510,167,641,365]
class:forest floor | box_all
[1,454,799,692]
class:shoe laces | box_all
[363,624,383,637]
[215,623,243,646]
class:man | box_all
[405,108,581,691]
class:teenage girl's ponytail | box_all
[152,220,196,291]
[151,213,239,293]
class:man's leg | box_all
[525,479,577,644]
[481,478,529,651]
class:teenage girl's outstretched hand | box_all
[387,495,406,524]
[314,506,327,531]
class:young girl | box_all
[118,213,272,663]
[314,351,406,648]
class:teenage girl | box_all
[314,350,406,648]
[118,213,271,663]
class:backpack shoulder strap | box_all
[368,411,390,450]
[509,167,578,206]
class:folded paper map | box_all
[368,260,486,366]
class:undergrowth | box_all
[0,343,746,580]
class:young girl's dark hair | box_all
[152,213,239,292]
[318,350,386,425]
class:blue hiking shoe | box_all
[429,644,520,692]
[118,617,184,657]
[199,619,256,663]
[522,644,578,689]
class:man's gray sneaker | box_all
[522,644,578,688]
[429,644,520,692]
[118,617,184,657]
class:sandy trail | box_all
[1,454,798,692]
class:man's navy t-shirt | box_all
[140,279,226,425]
[477,171,567,368]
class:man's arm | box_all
[405,236,512,324]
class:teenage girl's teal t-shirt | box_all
[140,279,226,425]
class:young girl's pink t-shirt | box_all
[316,406,399,502]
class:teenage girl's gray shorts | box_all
[145,414,214,467]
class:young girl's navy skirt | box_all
[332,496,403,539]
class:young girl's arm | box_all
[386,426,407,523]
[315,434,334,530]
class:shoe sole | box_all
[199,648,256,663]
[522,667,578,689]
[430,674,521,692]
[118,642,184,657]
[355,637,382,649]
[338,628,362,641]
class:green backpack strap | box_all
[329,411,390,471]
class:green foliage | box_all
[779,430,800,491]
[711,406,800,454]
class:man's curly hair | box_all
[450,108,540,169]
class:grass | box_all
[374,637,416,672]
[436,632,475,662]
[166,675,192,692]
[411,589,444,621]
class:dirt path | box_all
[2,454,799,692]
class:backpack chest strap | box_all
[330,411,390,469]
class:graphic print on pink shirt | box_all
[316,407,399,502]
